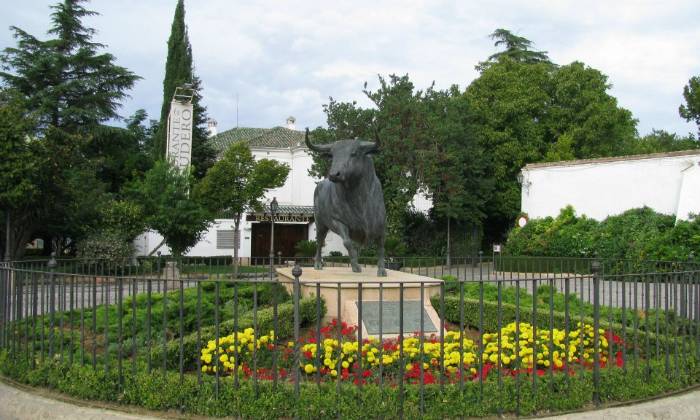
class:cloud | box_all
[1,0,698,136]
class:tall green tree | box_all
[679,76,700,137]
[86,109,155,194]
[0,91,41,260]
[0,0,140,256]
[156,0,215,179]
[1,0,139,132]
[477,28,552,72]
[194,142,289,276]
[466,32,639,242]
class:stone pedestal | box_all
[276,266,444,338]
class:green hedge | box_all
[432,295,692,354]
[150,297,325,370]
[505,206,700,272]
[439,279,697,336]
[1,349,697,418]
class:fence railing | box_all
[0,255,698,417]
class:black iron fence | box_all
[0,255,698,417]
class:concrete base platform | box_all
[276,266,444,338]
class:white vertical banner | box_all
[166,100,194,171]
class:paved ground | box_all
[545,388,700,419]
[0,378,698,419]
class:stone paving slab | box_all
[1,378,699,419]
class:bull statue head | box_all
[305,128,378,184]
[305,128,387,277]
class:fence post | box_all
[591,259,601,406]
[47,253,57,358]
[292,262,302,410]
[0,260,6,349]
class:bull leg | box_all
[336,224,361,273]
[314,223,328,270]
[376,233,387,277]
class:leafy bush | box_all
[76,231,135,262]
[505,206,700,269]
[294,240,317,257]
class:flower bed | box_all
[199,319,624,384]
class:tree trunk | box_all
[232,215,241,278]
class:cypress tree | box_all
[156,0,215,178]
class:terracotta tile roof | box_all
[260,204,314,215]
[210,126,305,154]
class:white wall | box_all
[521,152,700,222]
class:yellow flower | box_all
[304,364,315,374]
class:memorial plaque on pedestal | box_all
[360,300,437,335]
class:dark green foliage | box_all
[679,75,700,137]
[477,28,551,71]
[0,90,41,259]
[0,0,139,131]
[626,129,698,154]
[0,1,145,257]
[155,0,215,178]
[294,240,317,257]
[505,206,700,267]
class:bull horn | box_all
[305,128,332,154]
[359,140,379,154]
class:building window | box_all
[217,230,236,249]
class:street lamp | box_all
[269,197,278,277]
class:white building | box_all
[135,118,432,260]
[519,150,700,223]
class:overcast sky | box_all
[2,1,699,137]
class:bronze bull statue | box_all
[305,128,387,276]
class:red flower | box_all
[615,351,624,368]
[480,363,493,380]
[362,370,372,378]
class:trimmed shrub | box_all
[505,206,700,271]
